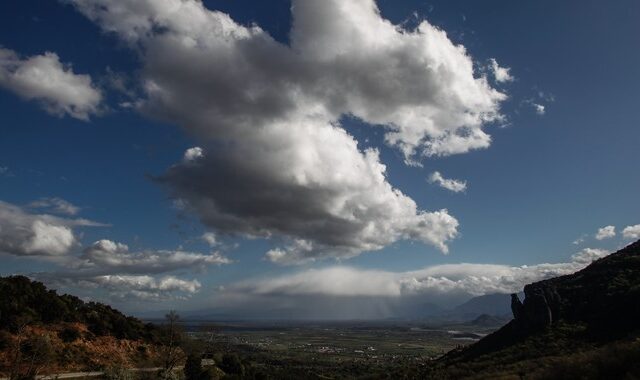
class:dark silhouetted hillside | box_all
[432,240,640,379]
[0,275,157,341]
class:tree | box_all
[8,326,54,380]
[158,310,185,378]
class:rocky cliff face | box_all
[510,284,557,330]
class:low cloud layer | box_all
[199,247,613,319]
[66,0,509,262]
[428,171,467,193]
[228,247,610,300]
[41,274,201,302]
[0,198,225,302]
[0,200,102,256]
[96,275,201,301]
[0,48,102,120]
[31,237,230,301]
[78,239,231,274]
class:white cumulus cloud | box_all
[532,103,545,115]
[622,224,640,240]
[0,48,102,120]
[0,200,103,256]
[489,58,514,83]
[570,247,609,264]
[66,0,510,262]
[183,147,204,162]
[595,225,616,240]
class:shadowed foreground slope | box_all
[0,276,164,375]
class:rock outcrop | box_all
[510,285,558,331]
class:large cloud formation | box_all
[0,200,102,256]
[0,48,102,120]
[67,0,507,262]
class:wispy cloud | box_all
[489,58,514,83]
[29,197,81,216]
[428,171,467,193]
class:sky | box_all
[0,0,639,319]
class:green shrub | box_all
[58,326,81,343]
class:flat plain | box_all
[183,320,503,378]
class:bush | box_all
[184,353,203,380]
[219,353,245,376]
[200,367,222,380]
[0,330,12,350]
[58,326,81,343]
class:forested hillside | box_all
[0,276,157,341]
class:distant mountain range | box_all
[175,296,509,323]
[439,292,520,321]
[147,291,514,323]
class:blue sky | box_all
[0,0,638,317]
